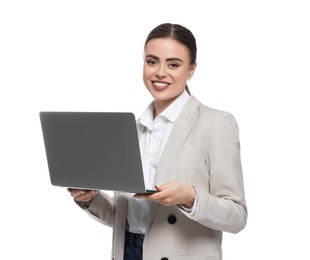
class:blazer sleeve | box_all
[76,191,116,228]
[183,112,247,234]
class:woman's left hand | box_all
[134,181,196,208]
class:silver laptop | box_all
[39,111,156,194]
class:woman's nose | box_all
[155,65,167,78]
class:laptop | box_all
[39,111,156,194]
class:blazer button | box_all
[167,215,177,224]
[161,258,168,260]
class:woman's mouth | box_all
[152,81,170,91]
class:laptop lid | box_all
[39,111,154,193]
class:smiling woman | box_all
[68,23,247,260]
[143,37,196,116]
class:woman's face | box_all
[143,38,196,109]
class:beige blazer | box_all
[81,96,247,260]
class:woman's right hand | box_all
[67,188,98,203]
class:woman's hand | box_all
[134,181,196,208]
[67,188,98,203]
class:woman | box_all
[68,23,247,260]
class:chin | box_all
[150,91,170,100]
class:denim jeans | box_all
[123,230,144,260]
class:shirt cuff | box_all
[180,194,198,216]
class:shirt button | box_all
[167,215,177,225]
[161,258,169,260]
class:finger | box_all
[145,190,168,201]
[155,185,163,191]
[67,188,88,192]
[70,189,95,199]
[75,190,98,202]
[70,189,86,198]
[136,192,174,206]
[67,188,79,194]
[155,182,175,191]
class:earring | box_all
[188,77,191,81]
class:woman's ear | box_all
[189,62,197,78]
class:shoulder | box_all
[185,96,240,141]
[188,97,241,147]
[189,95,237,124]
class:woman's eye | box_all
[169,63,179,69]
[146,60,157,66]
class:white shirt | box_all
[126,91,190,234]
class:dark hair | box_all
[144,23,197,95]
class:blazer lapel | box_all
[145,96,200,233]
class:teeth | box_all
[154,82,168,87]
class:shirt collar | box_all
[139,90,190,130]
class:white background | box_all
[1,0,309,259]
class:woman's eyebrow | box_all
[166,57,183,62]
[145,54,159,60]
[145,54,183,62]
